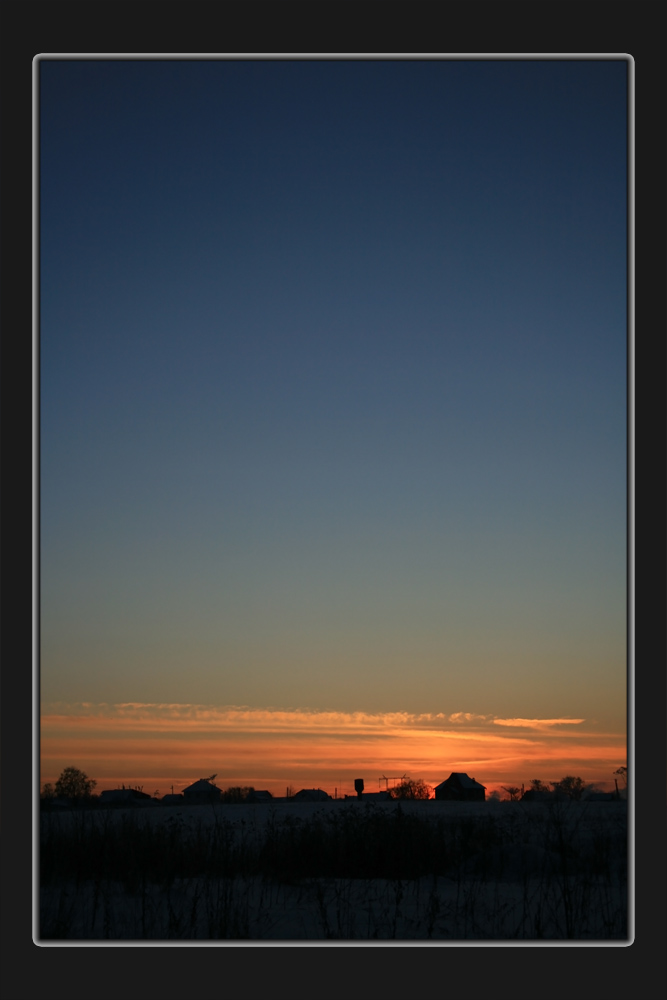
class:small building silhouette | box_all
[161,793,184,805]
[247,790,273,803]
[100,788,153,807]
[292,788,331,802]
[434,772,486,802]
[344,790,391,802]
[182,778,222,804]
[521,788,553,803]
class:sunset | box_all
[37,55,629,943]
[40,702,626,798]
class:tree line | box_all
[501,768,628,802]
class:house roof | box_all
[100,788,151,800]
[293,788,330,800]
[182,779,220,793]
[436,772,486,790]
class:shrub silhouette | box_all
[389,779,432,800]
[54,767,97,802]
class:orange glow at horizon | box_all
[40,703,627,797]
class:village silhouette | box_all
[41,765,627,808]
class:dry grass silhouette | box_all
[39,798,627,940]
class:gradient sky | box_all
[39,58,628,794]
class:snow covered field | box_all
[39,799,628,942]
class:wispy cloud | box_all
[41,703,493,736]
[493,718,586,730]
[448,712,491,723]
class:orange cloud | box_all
[40,703,626,797]
[493,718,586,730]
[41,703,487,735]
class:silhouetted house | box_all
[521,787,577,802]
[434,773,486,802]
[293,788,331,802]
[247,790,273,803]
[100,788,153,807]
[161,793,184,805]
[182,778,222,804]
[520,789,552,803]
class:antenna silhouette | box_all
[379,773,408,791]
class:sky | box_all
[39,58,628,796]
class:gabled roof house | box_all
[434,772,486,802]
[182,778,222,804]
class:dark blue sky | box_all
[40,59,627,728]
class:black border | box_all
[2,3,665,999]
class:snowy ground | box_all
[39,799,628,942]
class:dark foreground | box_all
[39,799,628,941]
